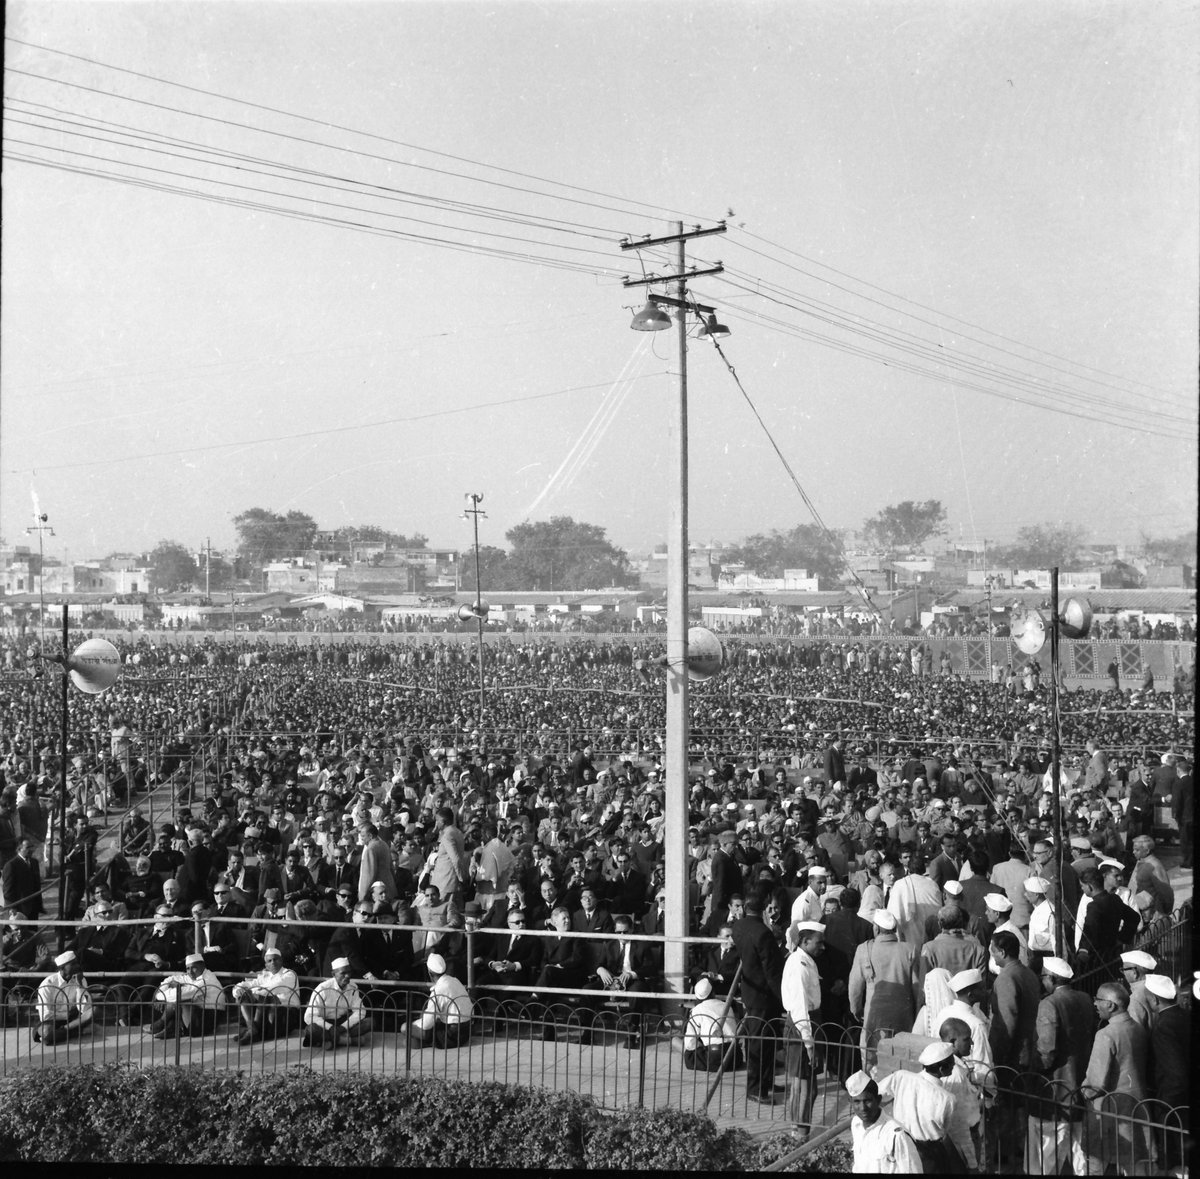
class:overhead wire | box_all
[704,279,1194,439]
[5,37,1192,471]
[4,43,709,226]
[733,228,1189,404]
[711,268,1193,429]
[697,318,882,617]
[3,97,630,241]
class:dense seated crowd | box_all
[0,632,1192,1170]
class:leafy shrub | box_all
[0,1066,752,1168]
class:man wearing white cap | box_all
[303,957,369,1048]
[877,1040,966,1173]
[983,892,1030,973]
[231,946,301,1045]
[848,908,919,1071]
[845,1070,922,1174]
[34,950,93,1045]
[1118,950,1156,1031]
[988,844,1033,930]
[1144,974,1187,1166]
[782,921,824,1136]
[1025,956,1093,1175]
[1083,981,1150,1174]
[401,952,473,1048]
[932,968,995,1088]
[1024,876,1056,957]
[683,978,740,1072]
[149,952,226,1039]
[789,865,828,925]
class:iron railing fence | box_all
[1,985,1189,1168]
[0,915,1192,1156]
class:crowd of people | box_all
[0,631,1192,1171]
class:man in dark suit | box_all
[705,829,739,934]
[71,901,133,974]
[926,832,964,890]
[532,905,587,1038]
[583,912,658,1047]
[1075,869,1138,975]
[2,838,43,918]
[477,906,542,992]
[174,827,213,906]
[822,737,846,787]
[608,850,648,919]
[731,889,786,1103]
[1145,974,1188,1169]
[571,885,614,979]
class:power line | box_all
[4,97,628,241]
[3,127,631,267]
[712,269,1193,428]
[4,150,626,279]
[732,228,1189,404]
[5,43,709,225]
[708,282,1194,439]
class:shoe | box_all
[624,1036,641,1051]
[578,1031,593,1046]
[541,1027,556,1042]
[117,1018,129,1028]
[236,1030,254,1046]
[747,1092,780,1105]
[300,1034,314,1047]
[152,1030,169,1040]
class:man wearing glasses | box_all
[479,907,541,992]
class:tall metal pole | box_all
[463,493,487,728]
[473,501,485,727]
[663,224,690,999]
[1049,566,1064,957]
[620,220,725,1001]
[57,604,69,950]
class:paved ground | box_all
[0,1012,855,1138]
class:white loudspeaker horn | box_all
[1058,597,1093,640]
[1011,609,1047,656]
[67,638,122,694]
[458,601,489,621]
[686,626,726,681]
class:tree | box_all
[862,500,947,554]
[1139,528,1197,568]
[994,522,1086,570]
[328,524,428,549]
[504,517,632,590]
[721,524,844,585]
[233,508,319,565]
[458,545,511,592]
[147,540,198,593]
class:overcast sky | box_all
[2,1,1196,567]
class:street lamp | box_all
[619,221,727,1000]
[43,613,122,949]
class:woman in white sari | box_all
[911,967,956,1037]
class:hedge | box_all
[0,1066,762,1169]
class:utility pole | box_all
[1049,566,1065,958]
[620,221,725,1000]
[205,538,212,598]
[462,493,488,727]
